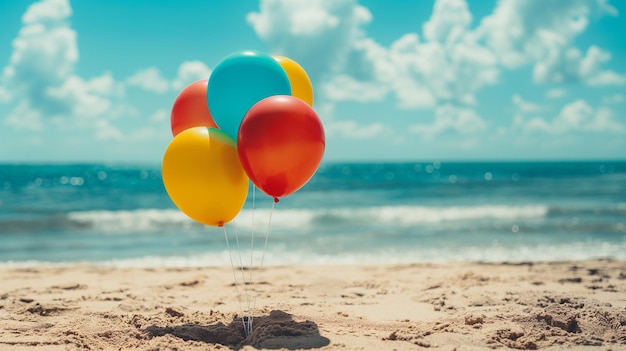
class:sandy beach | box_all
[0,260,624,350]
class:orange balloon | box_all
[171,80,218,136]
[237,95,325,199]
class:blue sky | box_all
[0,0,624,163]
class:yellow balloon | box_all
[162,127,248,226]
[274,56,314,106]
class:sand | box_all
[0,259,625,350]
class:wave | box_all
[2,240,625,268]
[3,203,625,234]
[67,209,197,231]
[71,205,551,231]
[323,205,548,225]
[0,205,551,233]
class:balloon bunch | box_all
[162,50,325,226]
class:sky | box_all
[0,0,625,163]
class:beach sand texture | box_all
[0,260,625,350]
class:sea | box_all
[0,161,625,267]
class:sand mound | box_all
[145,310,330,350]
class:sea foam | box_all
[64,205,550,232]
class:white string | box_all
[247,185,256,334]
[249,186,256,279]
[232,220,252,336]
[253,199,276,310]
[225,187,275,337]
[222,225,246,333]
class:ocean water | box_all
[0,161,625,267]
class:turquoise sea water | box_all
[0,161,625,266]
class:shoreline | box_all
[2,253,626,269]
[1,259,625,350]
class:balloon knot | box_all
[218,221,224,227]
[273,197,280,203]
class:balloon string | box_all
[253,199,276,310]
[232,219,252,336]
[222,225,246,334]
[249,185,256,285]
[247,184,256,334]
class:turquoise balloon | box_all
[208,51,292,140]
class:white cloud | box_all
[534,45,626,85]
[171,61,211,91]
[248,0,501,110]
[0,86,11,103]
[586,107,623,132]
[315,102,335,124]
[357,34,440,109]
[389,0,499,107]
[247,0,407,139]
[410,104,486,135]
[1,0,124,134]
[579,46,626,85]
[602,93,625,104]
[512,94,542,113]
[555,99,593,130]
[423,0,472,43]
[521,117,551,133]
[247,0,494,109]
[247,0,626,149]
[150,109,168,123]
[128,126,170,142]
[93,119,122,141]
[5,101,43,130]
[545,88,566,99]
[127,61,212,93]
[249,0,625,115]
[249,0,343,38]
[478,0,624,86]
[522,99,624,133]
[1,0,77,128]
[46,73,117,118]
[322,74,388,102]
[247,0,372,83]
[22,0,71,24]
[1,0,212,147]
[126,67,169,94]
[5,0,78,86]
[314,102,388,139]
[479,0,595,67]
[327,120,387,139]
[381,30,498,107]
[106,103,140,121]
[555,100,624,132]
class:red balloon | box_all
[171,80,218,136]
[237,95,325,199]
